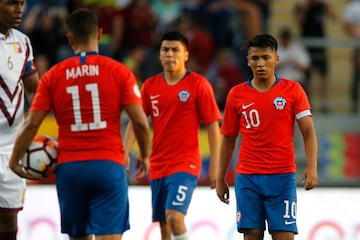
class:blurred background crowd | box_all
[22,0,360,187]
[21,0,360,114]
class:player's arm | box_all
[216,135,236,204]
[297,116,318,190]
[9,110,48,179]
[123,120,136,170]
[205,121,220,189]
[123,104,150,178]
[23,71,39,107]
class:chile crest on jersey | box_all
[273,96,287,110]
[178,90,190,102]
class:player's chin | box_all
[11,20,21,28]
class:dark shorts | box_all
[55,160,129,238]
[150,172,197,222]
[234,173,298,234]
[308,48,327,74]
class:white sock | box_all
[172,232,189,240]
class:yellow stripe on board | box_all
[36,116,211,155]
[37,115,58,138]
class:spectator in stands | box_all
[231,0,263,41]
[122,46,147,83]
[211,48,245,110]
[185,0,238,48]
[117,0,158,54]
[276,28,311,95]
[22,5,67,67]
[343,0,360,114]
[230,0,265,80]
[85,2,123,58]
[115,0,158,79]
[253,0,273,33]
[151,0,181,34]
[294,0,339,113]
[176,15,215,77]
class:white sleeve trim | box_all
[296,110,312,120]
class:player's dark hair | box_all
[67,8,98,44]
[245,34,278,51]
[161,31,189,49]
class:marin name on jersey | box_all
[66,64,99,80]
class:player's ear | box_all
[97,28,103,41]
[66,32,75,47]
[184,49,189,62]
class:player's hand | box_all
[216,180,230,204]
[302,166,318,190]
[135,155,149,179]
[9,160,40,180]
[124,151,131,175]
[208,165,217,189]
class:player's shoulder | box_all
[279,77,302,88]
[229,80,249,92]
[9,28,30,42]
[143,72,163,85]
[186,70,208,82]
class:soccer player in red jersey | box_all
[0,0,39,239]
[216,34,318,240]
[124,31,221,240]
[9,9,150,240]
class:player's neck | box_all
[0,28,10,39]
[72,42,99,55]
[251,76,276,92]
[164,69,187,85]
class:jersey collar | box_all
[74,51,99,64]
[247,75,280,88]
[0,29,15,42]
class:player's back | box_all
[33,52,141,164]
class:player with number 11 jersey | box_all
[30,52,141,165]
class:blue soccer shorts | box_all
[55,160,129,238]
[150,172,197,222]
[234,173,298,234]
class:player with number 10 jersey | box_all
[221,76,312,174]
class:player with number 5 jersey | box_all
[124,31,221,240]
[9,9,150,240]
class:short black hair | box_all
[67,8,98,44]
[161,31,189,49]
[245,34,278,51]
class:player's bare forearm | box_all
[9,116,41,179]
[123,104,150,159]
[216,135,236,204]
[298,117,318,190]
[132,122,150,159]
[123,121,136,153]
[217,136,236,181]
[23,72,39,105]
[206,121,221,188]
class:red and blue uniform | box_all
[31,52,141,166]
[222,76,312,234]
[31,52,142,237]
[142,70,221,221]
[141,70,221,180]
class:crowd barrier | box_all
[18,185,360,240]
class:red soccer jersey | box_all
[141,71,221,180]
[221,77,312,174]
[30,52,142,165]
